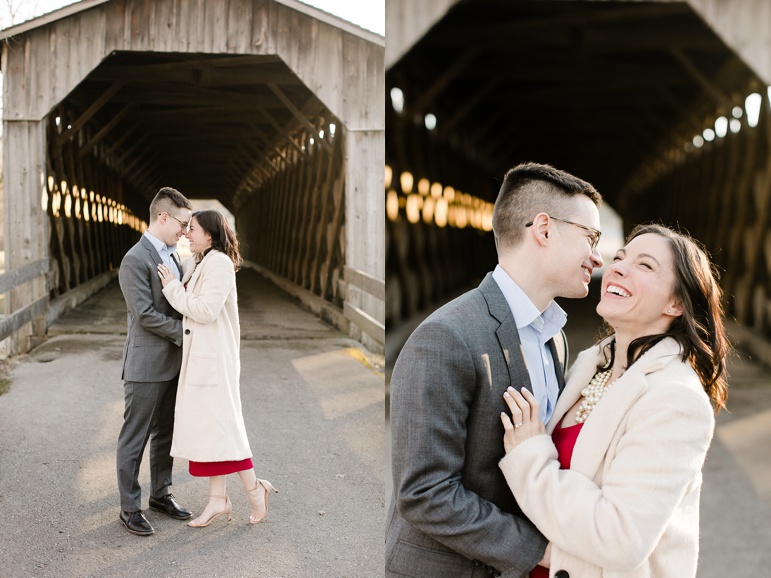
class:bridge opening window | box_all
[745,92,762,128]
[715,116,728,138]
[390,87,404,113]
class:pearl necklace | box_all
[575,369,615,423]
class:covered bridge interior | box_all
[0,0,384,355]
[386,0,771,362]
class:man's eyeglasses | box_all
[161,212,189,231]
[526,215,601,250]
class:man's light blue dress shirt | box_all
[144,231,181,281]
[492,265,567,423]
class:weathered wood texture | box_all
[2,0,383,129]
[1,0,384,354]
[45,109,142,299]
[344,129,385,350]
[1,120,48,353]
[688,0,771,85]
[239,123,347,308]
[385,0,458,69]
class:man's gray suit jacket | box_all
[387,273,567,578]
[119,235,183,382]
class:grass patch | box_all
[0,378,10,397]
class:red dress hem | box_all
[189,458,253,477]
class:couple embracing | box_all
[387,163,729,577]
[116,187,277,536]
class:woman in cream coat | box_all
[157,210,277,528]
[499,224,729,578]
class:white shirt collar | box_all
[491,265,566,333]
[144,230,176,254]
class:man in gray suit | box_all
[387,163,603,577]
[117,187,193,536]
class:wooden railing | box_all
[0,259,49,343]
[344,266,384,346]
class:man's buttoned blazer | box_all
[119,234,184,382]
[387,273,567,578]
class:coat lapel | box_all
[547,338,566,393]
[140,235,163,266]
[478,273,533,393]
[186,256,206,290]
[546,343,602,434]
[570,367,648,476]
[553,337,684,477]
[180,256,197,285]
[171,251,183,277]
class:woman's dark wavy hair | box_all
[599,223,729,413]
[193,209,242,271]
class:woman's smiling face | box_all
[185,217,212,254]
[597,233,682,337]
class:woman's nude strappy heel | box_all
[246,479,278,524]
[187,495,232,527]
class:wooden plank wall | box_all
[44,110,142,300]
[1,120,48,353]
[2,0,382,129]
[238,121,347,309]
[1,0,384,353]
[345,129,385,350]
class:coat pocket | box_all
[187,352,219,387]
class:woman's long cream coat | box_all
[499,337,715,578]
[162,250,252,462]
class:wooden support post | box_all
[3,119,49,353]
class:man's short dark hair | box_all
[149,187,192,222]
[492,162,601,252]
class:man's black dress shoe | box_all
[149,493,192,520]
[119,510,154,536]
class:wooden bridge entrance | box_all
[0,0,384,355]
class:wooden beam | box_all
[101,125,138,160]
[670,47,732,107]
[0,297,48,343]
[248,123,292,164]
[257,106,305,155]
[78,103,136,158]
[0,259,48,293]
[122,146,156,174]
[344,266,385,300]
[57,81,125,145]
[407,49,481,116]
[438,81,496,135]
[268,83,331,151]
[116,133,150,166]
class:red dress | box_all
[189,458,253,477]
[530,420,584,578]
